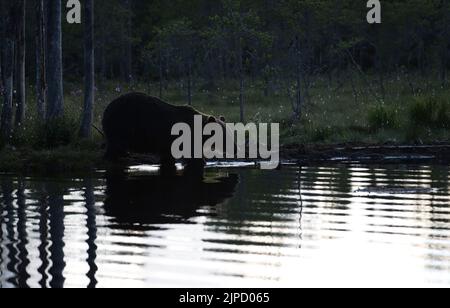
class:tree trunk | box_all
[1,42,14,141]
[36,0,47,121]
[376,51,386,100]
[159,40,163,98]
[441,53,448,87]
[1,3,15,141]
[187,59,192,106]
[100,44,106,81]
[97,8,106,82]
[15,0,26,128]
[0,17,3,97]
[123,0,132,83]
[164,52,170,90]
[441,1,449,87]
[45,0,64,121]
[349,72,358,104]
[239,71,245,123]
[238,38,245,123]
[80,0,95,138]
[294,36,302,120]
[0,0,4,96]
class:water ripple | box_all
[0,164,450,287]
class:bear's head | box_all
[177,105,239,158]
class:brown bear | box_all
[102,92,227,176]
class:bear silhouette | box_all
[103,171,239,229]
[102,93,228,177]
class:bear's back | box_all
[105,93,170,116]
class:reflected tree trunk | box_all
[37,184,50,288]
[1,178,18,287]
[0,199,3,288]
[16,178,30,288]
[84,179,98,288]
[47,183,66,288]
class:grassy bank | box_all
[1,72,449,173]
[85,72,450,145]
[0,142,104,174]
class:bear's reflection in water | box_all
[104,171,239,229]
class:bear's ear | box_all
[219,116,226,122]
[207,116,216,124]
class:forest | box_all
[0,0,450,172]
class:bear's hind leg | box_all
[104,142,128,162]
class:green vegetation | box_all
[148,73,450,146]
[367,105,400,132]
[1,71,450,174]
[0,144,103,174]
[2,0,450,172]
[409,96,450,129]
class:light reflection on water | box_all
[1,163,450,288]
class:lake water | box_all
[1,163,450,288]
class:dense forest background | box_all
[1,0,450,156]
[69,0,449,91]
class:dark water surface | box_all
[1,163,450,288]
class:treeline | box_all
[94,0,450,121]
[1,0,450,145]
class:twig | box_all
[92,124,105,137]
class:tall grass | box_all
[409,96,450,129]
[367,105,400,131]
[2,71,450,152]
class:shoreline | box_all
[281,143,450,165]
[1,142,450,176]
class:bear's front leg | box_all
[184,159,206,179]
[160,155,177,177]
